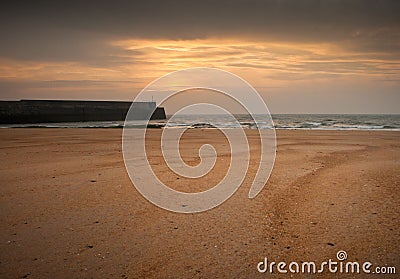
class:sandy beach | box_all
[0,128,399,278]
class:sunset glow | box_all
[0,1,399,113]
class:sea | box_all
[1,114,400,131]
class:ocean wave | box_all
[1,115,399,131]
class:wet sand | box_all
[0,129,399,278]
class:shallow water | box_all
[1,114,399,131]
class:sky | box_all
[0,0,399,114]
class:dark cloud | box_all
[0,0,399,61]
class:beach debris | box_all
[90,179,96,183]
[87,245,94,249]
[327,243,335,246]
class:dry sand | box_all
[0,128,399,278]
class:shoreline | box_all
[1,114,399,131]
[1,126,400,132]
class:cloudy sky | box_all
[0,0,399,113]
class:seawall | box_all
[0,100,166,124]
